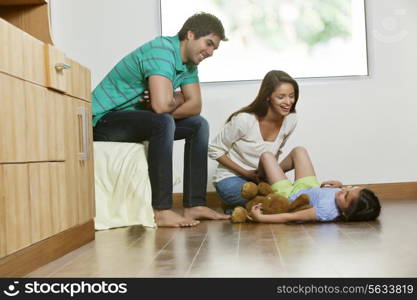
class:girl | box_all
[209,70,299,213]
[248,147,381,223]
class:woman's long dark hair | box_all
[226,70,299,123]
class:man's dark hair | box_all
[178,12,228,41]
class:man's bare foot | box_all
[154,209,200,228]
[184,206,231,220]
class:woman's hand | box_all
[249,203,264,222]
[320,180,343,188]
[243,169,260,183]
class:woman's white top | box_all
[209,112,297,183]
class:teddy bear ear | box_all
[258,182,273,196]
[231,207,249,223]
[241,182,258,199]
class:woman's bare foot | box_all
[184,206,231,220]
[154,209,200,228]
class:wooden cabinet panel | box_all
[46,89,65,160]
[63,97,95,225]
[45,44,68,93]
[0,2,53,45]
[0,73,27,163]
[0,164,32,255]
[0,18,8,73]
[0,76,66,163]
[0,1,47,7]
[29,163,54,243]
[66,58,92,101]
[29,162,67,243]
[25,82,66,162]
[1,162,69,254]
[49,162,72,232]
[0,18,24,78]
[63,97,81,228]
[1,18,46,85]
[25,82,48,162]
[85,67,92,102]
[22,31,46,85]
[77,101,95,223]
[0,165,6,258]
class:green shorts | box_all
[271,176,320,198]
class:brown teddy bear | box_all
[231,182,312,223]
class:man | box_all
[92,12,230,227]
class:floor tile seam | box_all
[53,234,148,277]
[43,242,96,277]
[269,224,288,274]
[300,224,343,277]
[183,231,209,277]
[134,230,179,277]
[126,229,149,247]
[236,223,241,259]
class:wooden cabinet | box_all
[0,73,27,163]
[0,1,53,44]
[66,58,92,101]
[45,44,68,92]
[0,164,31,255]
[23,31,46,85]
[0,18,24,78]
[29,163,62,243]
[25,83,66,162]
[0,171,5,258]
[63,99,95,225]
[0,5,95,276]
[0,74,67,163]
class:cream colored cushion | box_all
[93,142,181,230]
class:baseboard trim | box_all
[0,219,95,277]
[173,181,417,208]
[173,192,223,208]
[357,181,417,201]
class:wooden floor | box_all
[27,199,417,278]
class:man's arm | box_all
[171,83,202,119]
[148,75,179,113]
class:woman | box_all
[209,70,299,213]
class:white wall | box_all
[50,0,417,192]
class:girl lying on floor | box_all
[249,147,381,223]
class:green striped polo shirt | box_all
[92,35,199,126]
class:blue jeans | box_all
[93,110,209,209]
[215,176,249,213]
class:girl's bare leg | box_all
[279,147,316,180]
[278,153,295,173]
[259,152,288,184]
[259,147,316,185]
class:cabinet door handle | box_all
[55,63,71,71]
[77,107,89,161]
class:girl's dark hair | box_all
[178,12,228,41]
[226,70,299,123]
[341,188,381,222]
